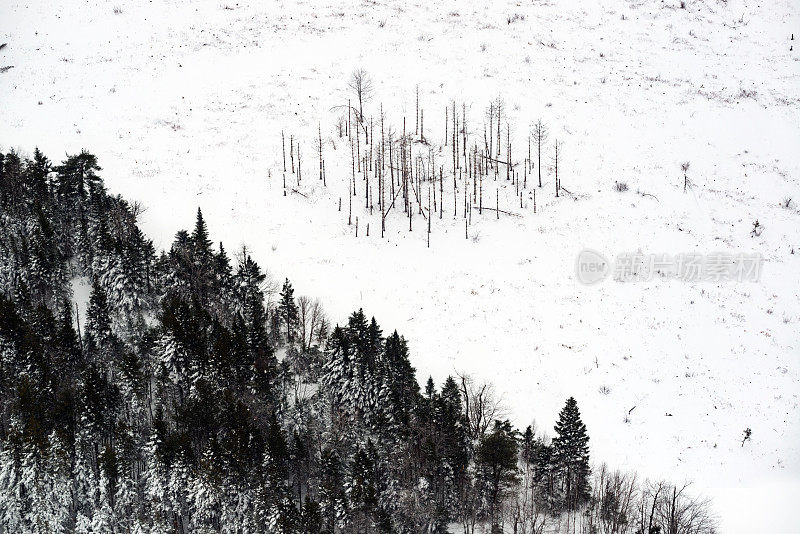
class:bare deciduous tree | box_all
[297,295,325,351]
[349,68,374,123]
[511,446,554,534]
[655,482,716,534]
[532,119,548,188]
[586,464,639,534]
[458,373,507,440]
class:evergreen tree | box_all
[236,254,276,393]
[383,331,418,431]
[29,148,51,206]
[551,396,591,510]
[437,376,469,514]
[319,447,348,532]
[84,281,113,359]
[56,298,83,376]
[278,278,299,343]
[0,150,23,210]
[476,420,519,532]
[55,150,102,201]
[191,207,213,261]
[190,207,214,304]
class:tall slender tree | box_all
[552,397,591,511]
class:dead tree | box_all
[506,122,511,181]
[532,119,548,188]
[495,97,504,160]
[445,106,448,146]
[290,135,295,173]
[439,166,444,219]
[553,139,562,197]
[297,144,302,183]
[349,68,373,123]
[458,373,507,440]
[427,186,431,248]
[317,124,324,181]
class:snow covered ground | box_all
[2,0,799,530]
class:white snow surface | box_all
[2,0,799,531]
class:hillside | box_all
[2,0,799,531]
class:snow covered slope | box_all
[2,0,799,530]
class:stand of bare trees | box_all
[279,72,581,245]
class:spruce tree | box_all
[476,420,519,532]
[56,297,83,374]
[29,147,51,206]
[383,331,418,430]
[85,280,112,357]
[278,278,299,343]
[191,207,213,261]
[55,150,102,200]
[190,207,214,303]
[552,396,591,510]
[437,376,469,492]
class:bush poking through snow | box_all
[614,181,629,192]
[737,88,757,99]
[681,162,693,192]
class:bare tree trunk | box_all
[290,135,295,173]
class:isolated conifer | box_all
[552,396,591,510]
[191,208,213,260]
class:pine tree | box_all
[348,439,382,531]
[56,298,82,374]
[383,331,418,430]
[321,325,352,411]
[551,396,591,511]
[55,150,102,199]
[29,148,51,206]
[476,419,519,532]
[85,281,112,359]
[437,376,469,515]
[191,208,213,260]
[212,242,233,314]
[0,150,23,210]
[235,254,276,392]
[300,496,323,533]
[319,447,348,533]
[0,442,24,533]
[73,419,99,533]
[278,278,299,344]
[190,207,214,303]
